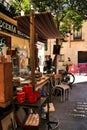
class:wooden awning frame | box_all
[14,11,62,90]
[14,11,62,43]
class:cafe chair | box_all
[39,77,59,130]
[51,74,70,102]
[42,77,60,130]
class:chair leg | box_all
[68,88,70,100]
[63,90,65,102]
[63,88,70,101]
[55,88,63,102]
[59,88,62,102]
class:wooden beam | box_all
[30,10,36,91]
[0,12,17,26]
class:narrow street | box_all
[41,75,87,130]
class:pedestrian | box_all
[46,55,52,71]
[66,57,72,71]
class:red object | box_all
[28,91,41,104]
[17,91,25,103]
[7,50,13,56]
[33,91,41,100]
[23,85,33,99]
[28,93,37,103]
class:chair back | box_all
[54,74,61,86]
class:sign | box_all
[0,18,29,39]
[0,18,17,33]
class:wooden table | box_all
[13,76,50,90]
[36,76,50,90]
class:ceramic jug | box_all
[2,46,8,57]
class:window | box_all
[73,28,82,40]
[44,43,48,51]
[59,54,64,62]
[78,51,87,63]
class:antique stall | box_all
[15,10,61,90]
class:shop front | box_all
[0,9,62,130]
[0,12,30,75]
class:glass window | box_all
[59,54,64,62]
[73,28,82,40]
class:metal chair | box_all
[51,74,70,102]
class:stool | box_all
[57,83,70,102]
[54,74,70,102]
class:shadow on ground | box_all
[40,73,87,130]
[50,82,87,130]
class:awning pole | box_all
[30,10,36,91]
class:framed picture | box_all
[1,112,17,130]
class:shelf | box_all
[25,113,39,126]
[14,96,48,109]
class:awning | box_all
[14,12,62,42]
[14,11,62,89]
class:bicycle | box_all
[60,65,75,88]
[61,70,75,84]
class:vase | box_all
[2,46,8,57]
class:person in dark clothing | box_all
[46,55,52,71]
[43,55,52,73]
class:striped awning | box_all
[14,12,62,42]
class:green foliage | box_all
[9,0,31,15]
[59,9,83,36]
[31,0,87,37]
[9,0,87,37]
